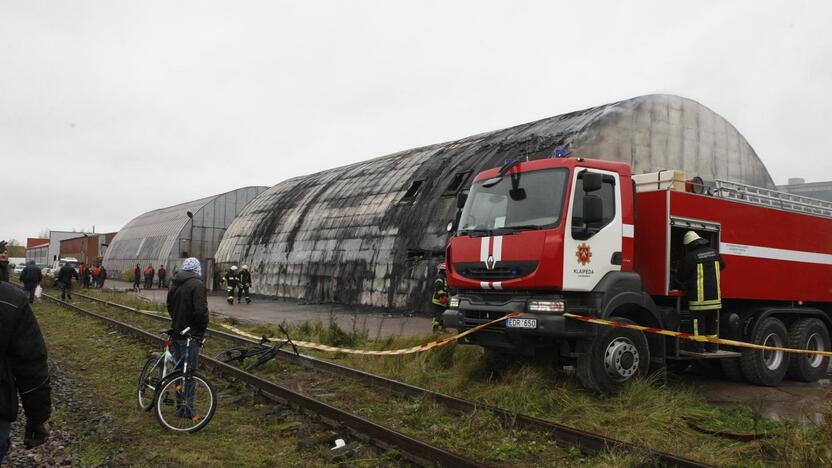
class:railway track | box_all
[64,290,711,468]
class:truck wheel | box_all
[577,317,650,395]
[786,318,830,383]
[739,317,790,386]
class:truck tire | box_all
[739,317,790,386]
[786,318,830,383]
[576,317,650,395]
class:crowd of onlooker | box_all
[132,263,167,291]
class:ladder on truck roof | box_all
[712,179,832,219]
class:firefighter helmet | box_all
[230,265,238,271]
[242,265,248,270]
[683,231,701,245]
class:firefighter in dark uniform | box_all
[237,265,252,304]
[223,265,240,305]
[431,263,448,331]
[678,231,726,351]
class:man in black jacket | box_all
[20,261,43,304]
[0,241,9,283]
[56,263,79,301]
[0,282,51,461]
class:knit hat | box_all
[0,241,6,253]
[181,257,202,278]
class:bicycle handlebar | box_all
[159,327,206,344]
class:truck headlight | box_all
[448,296,460,309]
[527,300,565,313]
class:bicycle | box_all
[136,329,178,411]
[215,325,307,371]
[137,327,217,433]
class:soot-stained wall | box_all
[215,94,774,311]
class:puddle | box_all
[679,369,831,424]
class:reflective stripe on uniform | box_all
[696,263,704,303]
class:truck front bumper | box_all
[442,295,594,352]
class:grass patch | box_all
[34,301,400,467]
[77,292,832,466]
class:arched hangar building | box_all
[212,94,774,312]
[102,186,268,285]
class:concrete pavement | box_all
[104,280,434,339]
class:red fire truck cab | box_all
[444,156,832,394]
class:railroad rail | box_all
[68,290,710,468]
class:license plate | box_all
[506,318,537,329]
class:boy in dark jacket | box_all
[0,282,51,461]
[166,258,208,418]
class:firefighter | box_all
[678,231,726,352]
[237,265,252,304]
[223,265,240,305]
[431,263,448,331]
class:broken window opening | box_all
[442,171,472,197]
[400,179,425,202]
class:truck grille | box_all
[454,260,538,281]
[464,310,507,321]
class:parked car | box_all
[13,263,25,275]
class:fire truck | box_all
[443,156,832,394]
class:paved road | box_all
[104,280,434,339]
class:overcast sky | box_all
[2,1,830,243]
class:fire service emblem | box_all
[576,243,592,266]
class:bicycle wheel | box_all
[214,347,249,364]
[137,353,164,411]
[154,371,217,433]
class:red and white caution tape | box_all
[216,312,521,356]
[563,312,832,357]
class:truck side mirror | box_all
[581,172,603,192]
[583,195,603,224]
[456,191,468,209]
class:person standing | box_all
[132,264,141,291]
[0,282,52,462]
[78,263,86,286]
[99,266,107,289]
[0,241,9,283]
[430,263,449,331]
[678,231,726,351]
[90,265,101,288]
[143,265,154,290]
[82,264,92,289]
[166,258,208,419]
[157,265,167,289]
[223,266,240,305]
[237,265,252,304]
[20,261,43,304]
[56,262,79,301]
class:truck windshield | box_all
[458,167,569,235]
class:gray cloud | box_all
[2,0,830,242]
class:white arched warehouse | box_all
[103,186,268,284]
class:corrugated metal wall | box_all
[215,95,774,311]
